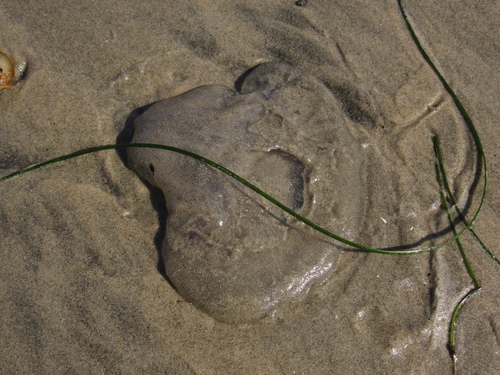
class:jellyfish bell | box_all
[128,63,365,323]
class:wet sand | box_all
[1,1,499,374]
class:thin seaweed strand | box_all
[0,142,474,255]
[398,0,489,251]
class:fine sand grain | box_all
[1,1,499,374]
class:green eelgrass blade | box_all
[434,137,482,369]
[398,0,493,264]
[434,138,482,365]
[0,142,473,255]
[433,137,499,266]
[447,288,480,369]
[434,137,481,290]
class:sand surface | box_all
[1,1,499,374]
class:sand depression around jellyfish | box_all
[128,63,365,323]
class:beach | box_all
[1,1,499,373]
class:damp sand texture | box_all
[1,1,499,374]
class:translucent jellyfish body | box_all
[128,63,365,323]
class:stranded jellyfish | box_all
[128,63,365,323]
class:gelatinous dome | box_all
[128,63,365,323]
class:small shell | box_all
[0,51,15,89]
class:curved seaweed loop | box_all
[399,0,495,370]
[398,0,488,245]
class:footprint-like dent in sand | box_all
[128,63,365,323]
